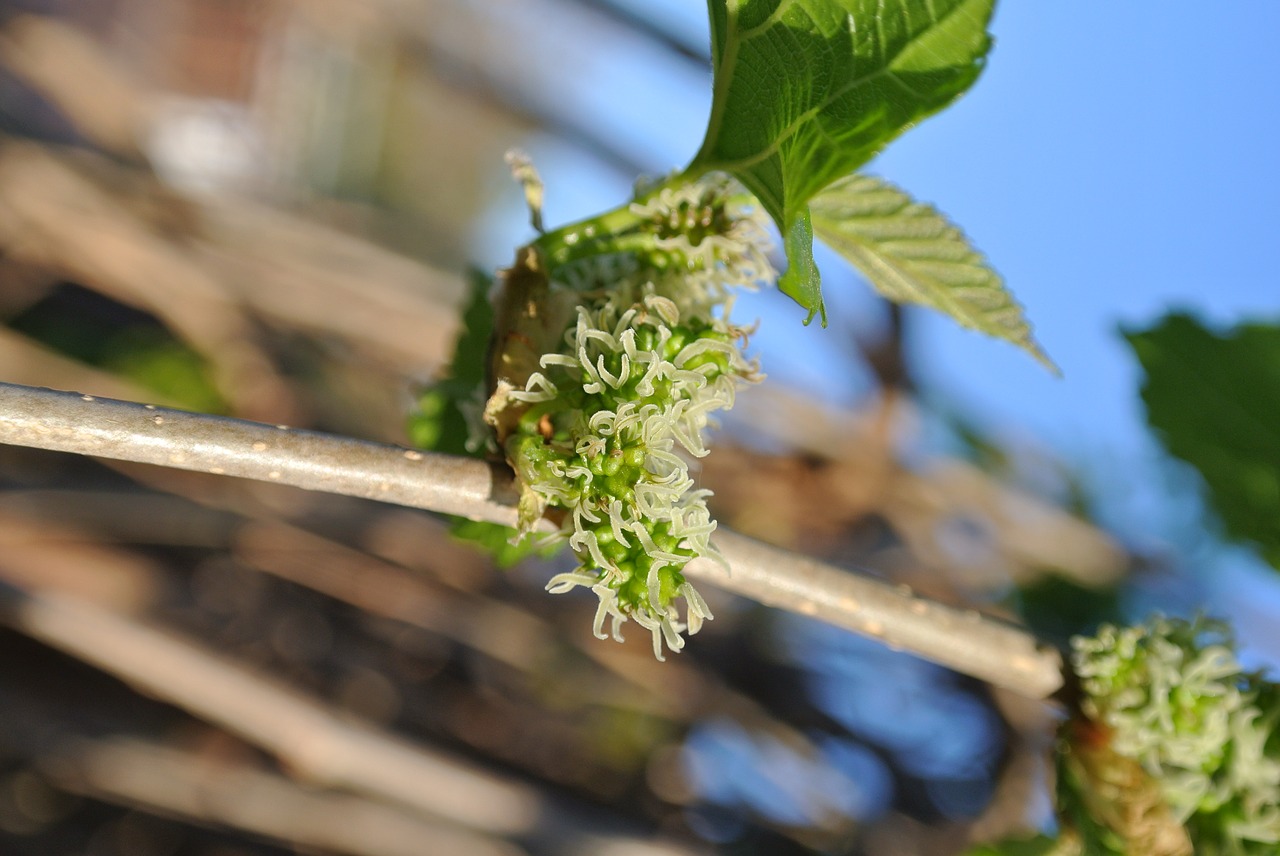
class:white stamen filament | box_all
[607,500,632,547]
[545,571,598,595]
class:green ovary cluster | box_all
[1071,617,1280,848]
[507,294,746,659]
[501,177,772,659]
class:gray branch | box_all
[0,381,1064,699]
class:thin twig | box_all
[0,381,1065,698]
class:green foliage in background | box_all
[9,297,225,413]
[1007,573,1121,650]
[1126,314,1280,572]
[408,270,493,457]
[101,329,226,414]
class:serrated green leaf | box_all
[692,0,996,323]
[1125,313,1280,572]
[810,173,1053,368]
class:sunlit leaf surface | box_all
[692,0,996,323]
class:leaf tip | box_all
[1030,343,1061,377]
[777,207,826,327]
[801,302,828,328]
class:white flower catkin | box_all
[501,177,774,659]
[1071,617,1280,848]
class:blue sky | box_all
[873,3,1280,453]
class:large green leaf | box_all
[691,0,997,324]
[1125,314,1280,571]
[810,173,1052,367]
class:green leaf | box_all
[778,208,821,323]
[407,269,494,457]
[810,173,1053,367]
[965,836,1074,856]
[451,518,560,569]
[692,0,997,323]
[1125,314,1280,572]
[408,270,563,566]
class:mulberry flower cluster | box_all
[488,177,773,659]
[1068,616,1280,851]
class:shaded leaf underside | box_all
[1126,314,1280,572]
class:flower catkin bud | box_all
[1064,617,1280,853]
[487,175,773,659]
